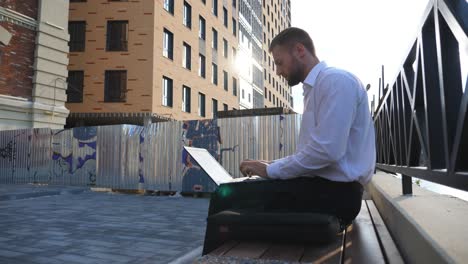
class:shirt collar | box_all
[302,61,327,95]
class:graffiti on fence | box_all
[181,119,220,193]
[51,127,97,184]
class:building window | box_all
[199,16,206,40]
[199,54,206,78]
[223,38,228,58]
[67,71,84,103]
[164,0,174,14]
[162,76,173,107]
[232,47,236,61]
[223,103,228,111]
[212,0,218,16]
[232,0,236,8]
[182,85,191,112]
[104,70,127,102]
[163,28,174,60]
[182,42,191,70]
[212,98,218,117]
[232,77,237,96]
[248,93,251,102]
[232,18,237,36]
[106,21,128,51]
[183,1,192,28]
[212,63,218,85]
[223,7,228,28]
[212,28,218,50]
[69,21,86,52]
[242,89,244,99]
[223,71,228,91]
[198,93,206,117]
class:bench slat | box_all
[261,243,305,262]
[366,200,404,264]
[223,241,270,259]
[300,233,344,263]
[209,240,239,256]
[343,201,385,263]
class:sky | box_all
[290,0,431,113]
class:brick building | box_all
[0,0,70,130]
[66,0,292,127]
[262,0,293,109]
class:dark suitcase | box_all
[202,178,343,255]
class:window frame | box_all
[68,21,86,52]
[162,76,174,107]
[212,98,218,118]
[182,42,192,70]
[163,28,174,60]
[223,70,228,91]
[199,54,206,78]
[67,70,84,103]
[104,70,127,102]
[106,20,128,51]
[198,92,206,117]
[199,16,206,40]
[212,28,218,50]
[182,85,191,113]
[211,63,218,85]
[164,0,174,14]
[183,1,192,28]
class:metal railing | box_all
[374,0,468,194]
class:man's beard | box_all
[286,59,303,86]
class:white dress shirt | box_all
[266,61,376,185]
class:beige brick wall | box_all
[67,0,239,121]
[67,1,155,114]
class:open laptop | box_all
[183,146,265,186]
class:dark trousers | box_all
[208,176,364,225]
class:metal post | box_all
[402,174,413,195]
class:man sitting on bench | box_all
[239,27,376,226]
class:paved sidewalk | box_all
[0,184,209,264]
[0,184,87,201]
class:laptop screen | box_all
[183,146,234,185]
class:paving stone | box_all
[55,253,103,264]
[0,184,209,263]
[86,252,133,263]
[0,249,24,258]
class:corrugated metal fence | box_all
[0,114,301,192]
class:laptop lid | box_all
[183,146,234,185]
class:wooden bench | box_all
[201,200,404,263]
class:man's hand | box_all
[239,160,270,179]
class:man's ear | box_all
[293,43,306,58]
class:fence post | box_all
[402,174,413,195]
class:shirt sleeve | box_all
[267,75,360,179]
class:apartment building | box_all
[262,0,293,109]
[67,0,239,125]
[0,0,70,130]
[236,0,263,109]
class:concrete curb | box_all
[367,172,462,264]
[168,246,203,264]
[0,188,88,201]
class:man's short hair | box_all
[269,27,316,56]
